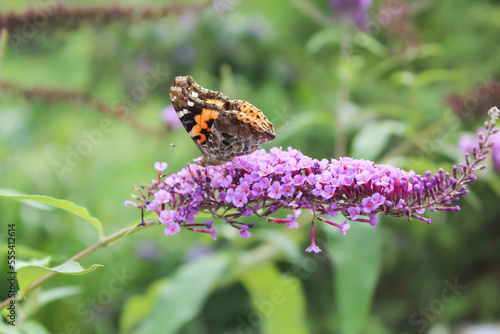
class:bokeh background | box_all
[1,0,500,333]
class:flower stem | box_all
[0,220,160,311]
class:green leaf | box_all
[259,229,304,263]
[488,173,500,199]
[120,279,166,331]
[328,224,383,334]
[351,120,406,160]
[38,286,82,307]
[134,253,230,334]
[16,258,103,294]
[275,112,335,145]
[0,321,20,334]
[17,320,51,334]
[353,31,387,57]
[415,68,461,87]
[0,189,103,239]
[305,28,340,55]
[241,264,308,334]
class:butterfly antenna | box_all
[170,143,198,158]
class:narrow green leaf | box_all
[241,264,308,334]
[108,213,159,247]
[305,28,340,55]
[488,173,500,199]
[17,320,51,334]
[353,31,387,57]
[16,259,103,293]
[120,279,166,331]
[38,286,82,307]
[328,224,383,334]
[351,120,406,160]
[0,190,103,239]
[0,321,20,334]
[275,112,335,145]
[135,253,230,334]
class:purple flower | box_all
[368,214,379,227]
[306,220,321,253]
[210,226,218,240]
[339,220,350,235]
[306,244,322,253]
[257,162,274,177]
[159,210,178,224]
[321,184,336,200]
[329,0,373,31]
[164,221,181,236]
[161,105,182,129]
[154,162,168,172]
[206,220,213,229]
[232,193,248,208]
[240,225,252,239]
[361,197,374,213]
[126,108,499,252]
[325,203,338,217]
[267,181,283,199]
[285,209,302,228]
[370,193,385,209]
[154,190,169,204]
[348,206,360,220]
[251,183,264,196]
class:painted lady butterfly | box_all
[169,76,275,166]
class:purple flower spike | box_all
[127,108,499,252]
[329,0,373,30]
[458,126,500,171]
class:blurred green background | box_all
[1,0,500,333]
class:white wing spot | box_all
[187,101,194,107]
[191,92,199,98]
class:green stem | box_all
[334,25,351,158]
[0,219,159,311]
[0,28,8,78]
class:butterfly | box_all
[169,76,275,166]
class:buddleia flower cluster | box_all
[126,107,499,252]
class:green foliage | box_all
[16,258,102,293]
[0,190,103,239]
[329,225,383,334]
[1,0,500,333]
